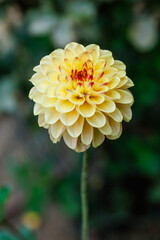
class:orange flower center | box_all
[70,61,94,87]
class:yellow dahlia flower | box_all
[29,42,134,152]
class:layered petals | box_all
[29,42,134,152]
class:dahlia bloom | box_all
[29,42,134,152]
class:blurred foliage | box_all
[0,0,160,239]
[0,186,11,222]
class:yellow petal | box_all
[90,48,99,62]
[80,51,92,64]
[46,71,59,82]
[86,44,99,52]
[115,70,126,78]
[115,89,133,104]
[54,84,68,99]
[38,114,46,127]
[56,99,75,113]
[50,49,64,58]
[116,76,128,88]
[45,82,59,98]
[97,99,116,113]
[92,84,108,94]
[65,42,78,51]
[63,130,77,150]
[117,104,132,122]
[64,48,75,62]
[105,90,121,100]
[50,120,65,139]
[72,57,81,70]
[75,44,86,56]
[40,62,53,74]
[29,87,43,103]
[33,65,41,72]
[44,107,60,124]
[41,95,57,107]
[87,111,106,128]
[51,57,64,69]
[122,78,134,89]
[106,56,114,66]
[60,108,79,126]
[86,44,100,61]
[64,58,72,68]
[94,59,106,72]
[92,128,105,148]
[30,71,44,82]
[81,120,93,145]
[107,121,122,140]
[86,94,105,105]
[108,108,123,122]
[48,127,62,143]
[67,115,84,138]
[113,60,126,71]
[75,137,90,152]
[107,77,120,89]
[68,93,85,105]
[33,103,44,115]
[109,118,121,136]
[99,49,112,59]
[99,117,112,135]
[31,77,50,93]
[78,101,96,117]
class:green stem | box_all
[81,150,89,240]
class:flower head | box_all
[29,42,134,152]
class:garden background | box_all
[0,0,160,239]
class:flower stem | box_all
[81,150,89,240]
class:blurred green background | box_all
[0,0,160,239]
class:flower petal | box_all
[75,44,86,56]
[113,60,126,71]
[81,120,93,145]
[29,87,43,103]
[46,70,59,82]
[68,93,85,105]
[122,78,134,89]
[108,108,123,122]
[60,108,79,126]
[107,77,120,89]
[38,114,47,127]
[92,128,105,148]
[33,103,44,115]
[54,84,68,99]
[115,89,133,104]
[105,90,121,100]
[56,99,75,113]
[45,82,59,98]
[117,104,132,122]
[75,137,90,152]
[99,117,112,135]
[67,115,84,138]
[63,130,77,150]
[107,121,122,140]
[116,76,128,88]
[86,94,105,105]
[97,99,116,113]
[44,107,60,124]
[64,48,75,62]
[41,95,57,107]
[78,101,96,117]
[87,111,106,128]
[50,120,65,139]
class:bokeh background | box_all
[0,0,160,239]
